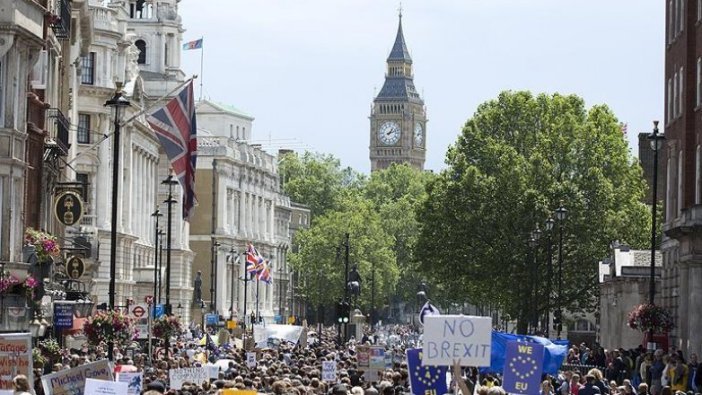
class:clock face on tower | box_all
[414,122,423,146]
[378,121,401,145]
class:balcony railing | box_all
[49,0,71,39]
[47,108,70,155]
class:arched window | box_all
[135,40,146,64]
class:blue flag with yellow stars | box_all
[406,348,448,395]
[501,341,544,395]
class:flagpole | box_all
[66,75,198,166]
[256,278,260,324]
[199,36,204,102]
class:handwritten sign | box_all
[0,333,32,391]
[84,378,127,395]
[169,367,208,390]
[502,341,544,395]
[42,359,113,395]
[422,315,492,366]
[322,361,337,382]
[369,346,386,372]
[116,372,142,395]
[246,352,257,369]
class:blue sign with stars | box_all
[502,341,545,395]
[406,348,448,395]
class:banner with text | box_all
[501,341,544,395]
[84,378,127,395]
[116,372,143,395]
[252,324,304,347]
[422,315,492,366]
[0,333,32,391]
[169,367,209,390]
[41,359,113,395]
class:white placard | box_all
[42,359,114,395]
[252,324,304,347]
[322,361,337,382]
[84,378,128,395]
[206,363,220,379]
[168,367,209,390]
[246,352,257,368]
[116,372,142,395]
[422,315,492,367]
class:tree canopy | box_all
[414,91,650,329]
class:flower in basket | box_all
[627,303,675,333]
[0,273,20,294]
[23,275,39,300]
[32,348,46,367]
[37,338,61,360]
[83,310,137,348]
[152,315,182,340]
[24,227,61,262]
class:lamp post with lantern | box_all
[647,121,665,350]
[554,203,567,339]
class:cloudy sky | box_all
[179,1,663,174]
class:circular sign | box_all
[66,256,85,279]
[54,190,84,226]
[145,295,154,305]
[131,306,146,318]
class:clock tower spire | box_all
[369,11,426,172]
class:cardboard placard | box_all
[422,315,492,366]
[116,372,143,395]
[501,341,545,395]
[168,367,209,390]
[322,361,337,382]
[0,333,32,391]
[83,378,128,395]
[42,359,113,395]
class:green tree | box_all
[415,91,649,332]
[278,151,364,219]
[288,194,398,312]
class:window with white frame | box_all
[696,146,701,204]
[697,58,701,106]
[674,72,679,118]
[80,52,95,85]
[698,0,701,22]
[670,0,675,43]
[77,113,90,144]
[678,152,684,216]
[668,77,673,122]
[681,0,685,33]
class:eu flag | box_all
[481,331,568,376]
[407,348,448,395]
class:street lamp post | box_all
[162,174,178,316]
[228,246,237,317]
[530,225,542,333]
[104,84,130,362]
[554,203,567,339]
[647,120,664,351]
[157,229,164,303]
[544,217,555,336]
[151,208,162,305]
[210,240,220,314]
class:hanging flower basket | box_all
[627,304,675,333]
[152,315,182,340]
[83,310,138,348]
[24,228,60,263]
[37,338,61,361]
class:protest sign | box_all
[169,367,208,390]
[206,363,220,379]
[501,341,544,395]
[406,348,448,395]
[0,333,32,391]
[42,359,113,395]
[116,372,143,395]
[356,346,370,370]
[369,347,386,372]
[252,324,304,347]
[246,352,257,369]
[84,378,128,395]
[322,361,337,382]
[422,315,492,366]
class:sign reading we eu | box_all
[502,341,544,395]
[422,315,492,367]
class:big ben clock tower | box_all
[369,11,426,172]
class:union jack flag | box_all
[246,243,263,274]
[257,260,272,284]
[147,81,198,220]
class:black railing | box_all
[49,0,71,39]
[47,108,70,155]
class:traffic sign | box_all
[131,305,146,318]
[153,304,165,318]
[205,314,218,326]
[145,295,154,305]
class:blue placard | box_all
[406,348,448,395]
[206,314,218,326]
[54,303,74,330]
[502,341,545,395]
[153,304,165,318]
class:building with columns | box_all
[190,100,293,325]
[69,0,194,323]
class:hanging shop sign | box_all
[54,190,84,226]
[66,256,85,280]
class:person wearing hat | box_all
[144,380,166,394]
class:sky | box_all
[179,1,663,175]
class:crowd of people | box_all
[18,324,702,395]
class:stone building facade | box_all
[369,13,426,171]
[190,100,293,324]
[661,0,702,355]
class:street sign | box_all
[54,302,74,330]
[153,304,165,318]
[205,314,218,326]
[53,190,84,226]
[226,320,237,329]
[66,256,85,280]
[145,295,154,305]
[131,305,146,318]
